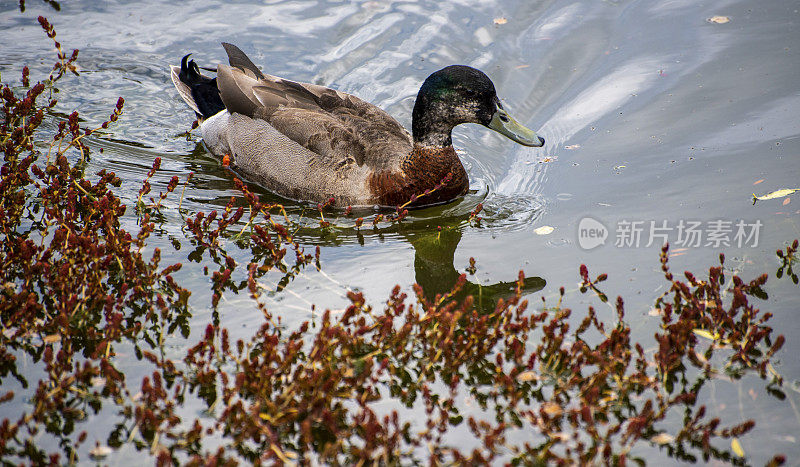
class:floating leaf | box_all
[731,437,745,457]
[89,445,112,458]
[693,329,719,340]
[494,17,508,25]
[517,371,538,381]
[43,334,61,343]
[541,402,563,417]
[652,433,674,445]
[753,179,764,185]
[783,198,791,206]
[753,188,799,201]
[708,15,730,23]
[534,226,554,235]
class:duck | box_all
[170,43,544,208]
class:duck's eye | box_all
[498,114,509,123]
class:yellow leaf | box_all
[534,226,554,235]
[517,371,538,381]
[708,15,730,23]
[693,329,719,340]
[270,444,296,464]
[494,17,508,25]
[89,445,112,458]
[541,402,563,417]
[43,334,61,344]
[731,437,745,457]
[652,433,674,445]
[753,188,799,201]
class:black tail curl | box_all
[179,54,226,119]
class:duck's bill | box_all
[487,109,544,147]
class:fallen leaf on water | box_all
[753,179,764,185]
[748,388,757,400]
[517,371,538,381]
[564,144,581,150]
[783,198,791,205]
[652,433,674,445]
[515,64,530,69]
[541,402,563,417]
[494,17,508,25]
[731,438,745,457]
[89,445,112,458]
[693,329,719,340]
[648,308,662,316]
[708,15,730,24]
[534,226,554,235]
[43,334,61,344]
[753,188,799,201]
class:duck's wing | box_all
[216,45,412,170]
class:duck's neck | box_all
[411,100,455,148]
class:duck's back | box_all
[205,54,414,206]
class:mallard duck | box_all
[170,43,544,207]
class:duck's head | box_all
[411,65,544,149]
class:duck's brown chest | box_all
[367,146,469,207]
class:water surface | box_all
[1,0,799,463]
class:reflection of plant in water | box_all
[113,245,788,465]
[0,12,794,466]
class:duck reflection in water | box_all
[405,222,545,311]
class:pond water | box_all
[2,0,799,463]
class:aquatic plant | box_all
[0,12,794,466]
[113,244,786,465]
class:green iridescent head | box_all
[411,65,544,148]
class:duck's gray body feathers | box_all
[171,44,415,206]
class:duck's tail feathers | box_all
[221,43,267,80]
[171,54,226,120]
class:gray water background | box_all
[1,0,799,463]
